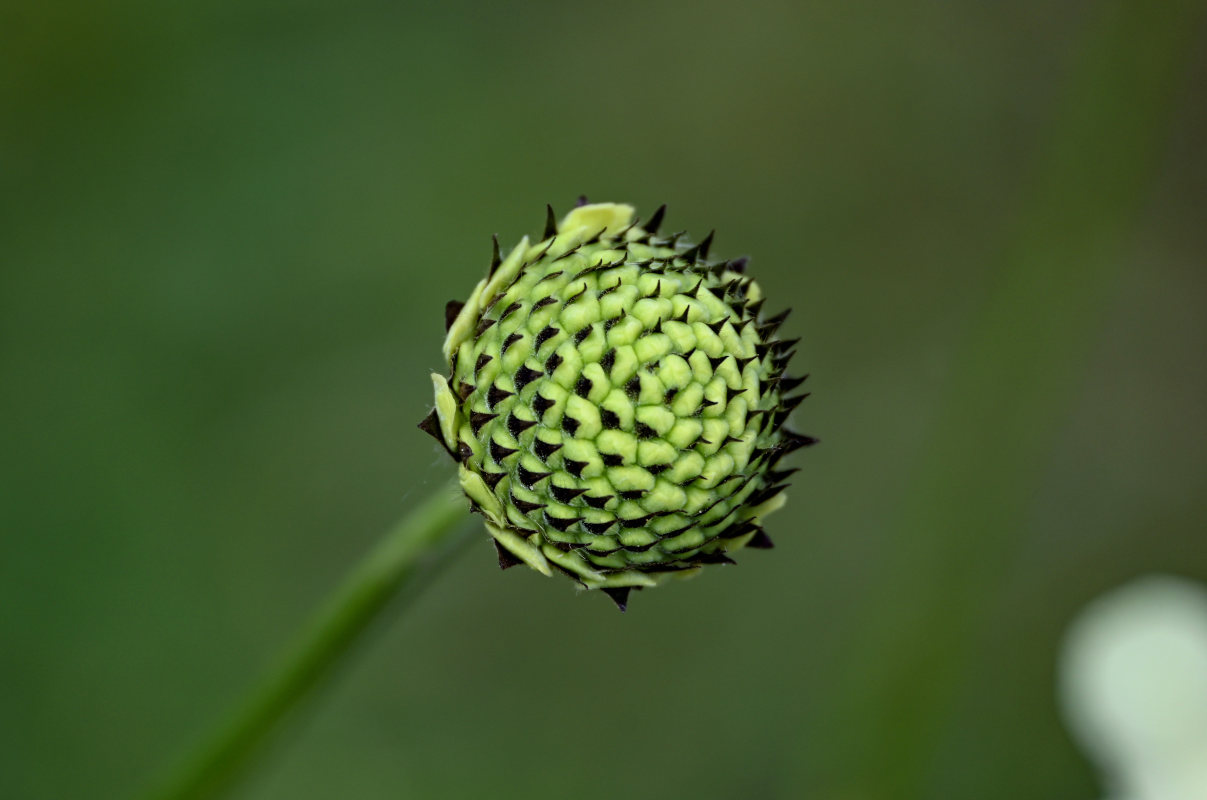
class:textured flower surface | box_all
[420,201,814,609]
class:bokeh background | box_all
[3,1,1205,798]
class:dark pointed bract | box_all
[644,204,666,235]
[533,437,562,461]
[489,439,519,463]
[517,465,551,487]
[494,539,524,570]
[531,393,555,417]
[507,414,538,437]
[475,316,496,337]
[679,230,714,263]
[486,384,514,409]
[489,234,502,275]
[543,511,577,532]
[602,586,631,611]
[480,470,506,490]
[746,528,775,549]
[470,412,498,435]
[510,493,546,514]
[550,485,588,503]
[444,300,464,332]
[418,408,453,456]
[514,365,542,391]
[778,374,809,393]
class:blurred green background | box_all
[3,1,1205,798]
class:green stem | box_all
[141,478,470,800]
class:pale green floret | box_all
[422,202,812,604]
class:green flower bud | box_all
[419,201,815,609]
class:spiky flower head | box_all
[419,201,815,610]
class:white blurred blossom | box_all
[1060,575,1207,800]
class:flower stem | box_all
[141,478,470,800]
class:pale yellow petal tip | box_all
[589,571,658,590]
[740,491,788,523]
[442,234,528,361]
[540,543,606,583]
[442,277,487,361]
[482,235,529,301]
[429,373,460,451]
[559,203,635,239]
[459,466,503,524]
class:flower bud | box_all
[420,202,815,609]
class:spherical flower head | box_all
[420,202,815,609]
